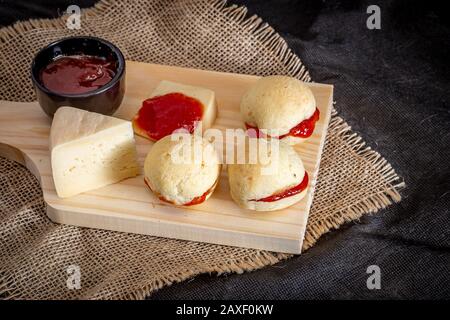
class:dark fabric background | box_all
[1,0,449,300]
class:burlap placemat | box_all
[0,0,404,300]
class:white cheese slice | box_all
[50,107,140,198]
[134,80,217,139]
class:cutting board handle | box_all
[0,142,43,186]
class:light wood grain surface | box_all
[0,61,333,254]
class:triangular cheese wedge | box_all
[50,107,140,198]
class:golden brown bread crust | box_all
[227,139,307,211]
[144,134,221,205]
[240,75,316,144]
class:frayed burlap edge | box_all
[0,0,113,44]
[118,110,404,300]
[0,0,404,300]
[0,0,311,82]
[0,271,18,300]
[118,251,286,300]
[302,109,405,250]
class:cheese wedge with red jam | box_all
[132,80,217,141]
[50,107,140,198]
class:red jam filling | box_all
[246,108,320,139]
[133,93,203,141]
[250,172,309,202]
[39,55,116,94]
[144,177,215,206]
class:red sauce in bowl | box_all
[250,172,309,202]
[39,55,116,95]
[133,93,203,141]
[246,108,320,139]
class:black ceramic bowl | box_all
[31,36,126,117]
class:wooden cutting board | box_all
[0,61,333,254]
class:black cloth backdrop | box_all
[0,0,449,300]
